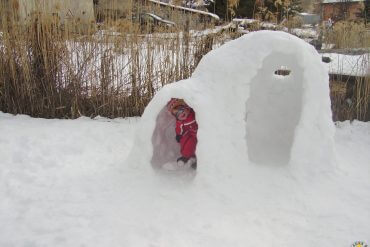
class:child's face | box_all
[177,108,190,121]
[168,101,176,111]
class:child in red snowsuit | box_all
[167,99,198,169]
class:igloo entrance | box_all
[151,106,180,169]
[151,99,198,169]
[246,52,304,165]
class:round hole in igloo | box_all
[321,56,331,63]
[151,98,198,170]
[274,66,291,76]
[246,53,304,165]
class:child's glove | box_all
[176,135,182,143]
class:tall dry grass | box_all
[0,2,227,119]
[324,21,370,49]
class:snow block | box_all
[129,31,335,172]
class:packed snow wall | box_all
[128,31,335,172]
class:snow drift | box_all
[130,31,335,172]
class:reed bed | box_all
[0,3,228,119]
[324,21,370,49]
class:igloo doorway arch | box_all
[150,106,180,169]
[129,31,334,172]
[150,95,199,170]
[246,52,304,165]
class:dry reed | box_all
[0,2,227,119]
[324,21,370,49]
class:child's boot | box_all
[188,156,197,169]
[177,156,190,168]
[162,157,188,171]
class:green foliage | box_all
[257,0,303,22]
[206,0,256,20]
[234,0,256,18]
[208,0,302,21]
[290,0,303,14]
[206,0,228,20]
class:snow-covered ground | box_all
[322,52,369,77]
[0,112,369,246]
[1,31,369,247]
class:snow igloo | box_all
[129,31,335,172]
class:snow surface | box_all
[290,27,318,39]
[321,52,369,77]
[0,112,370,246]
[1,31,369,246]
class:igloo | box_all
[129,31,335,173]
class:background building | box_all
[321,0,365,21]
[1,0,95,23]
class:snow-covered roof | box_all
[148,0,220,20]
[184,0,212,8]
[322,0,365,4]
[233,18,258,24]
[144,13,176,26]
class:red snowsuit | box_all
[175,110,198,159]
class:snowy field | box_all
[1,31,369,247]
[0,112,369,247]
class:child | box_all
[167,98,198,169]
